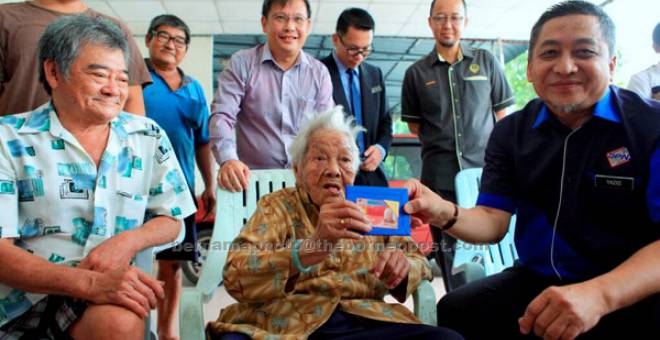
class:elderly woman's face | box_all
[295,128,356,206]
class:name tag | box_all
[464,76,488,81]
[595,174,634,191]
[371,85,382,94]
[425,80,437,87]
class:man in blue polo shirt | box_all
[143,14,215,340]
[404,1,659,338]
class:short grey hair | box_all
[289,106,364,172]
[38,15,130,95]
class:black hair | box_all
[429,0,467,17]
[146,14,191,45]
[262,0,311,19]
[336,8,375,35]
[528,0,615,58]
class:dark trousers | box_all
[436,265,660,339]
[217,309,464,340]
[429,189,458,291]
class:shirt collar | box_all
[145,58,192,87]
[332,51,359,76]
[430,42,471,66]
[17,102,140,142]
[532,87,621,129]
[261,42,307,68]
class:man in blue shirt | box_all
[143,14,215,340]
[404,1,660,338]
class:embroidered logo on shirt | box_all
[606,147,631,168]
[469,63,480,74]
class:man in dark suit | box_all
[321,8,392,187]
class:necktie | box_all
[347,68,365,154]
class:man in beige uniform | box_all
[0,0,151,115]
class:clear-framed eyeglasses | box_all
[430,15,464,25]
[270,13,309,27]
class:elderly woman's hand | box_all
[370,247,410,289]
[312,200,371,247]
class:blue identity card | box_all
[345,185,410,236]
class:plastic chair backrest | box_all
[196,169,297,302]
[454,168,518,278]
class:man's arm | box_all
[519,239,660,339]
[196,142,216,215]
[315,63,335,112]
[0,238,164,318]
[401,68,422,136]
[209,55,251,192]
[407,122,420,135]
[79,216,181,272]
[489,51,515,117]
[374,67,393,153]
[404,179,511,244]
[123,85,145,115]
[495,108,507,121]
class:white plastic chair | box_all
[135,220,185,340]
[180,169,437,339]
[451,168,518,286]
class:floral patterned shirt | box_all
[207,186,432,339]
[0,103,196,326]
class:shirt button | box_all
[458,152,463,157]
[457,133,462,137]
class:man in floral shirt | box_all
[0,15,195,340]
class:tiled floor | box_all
[160,259,445,335]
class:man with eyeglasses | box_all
[143,14,215,340]
[209,0,333,192]
[320,8,392,188]
[401,0,514,291]
[0,0,151,116]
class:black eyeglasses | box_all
[154,31,187,49]
[338,36,372,57]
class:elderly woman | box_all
[206,107,462,340]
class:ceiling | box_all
[73,0,603,40]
